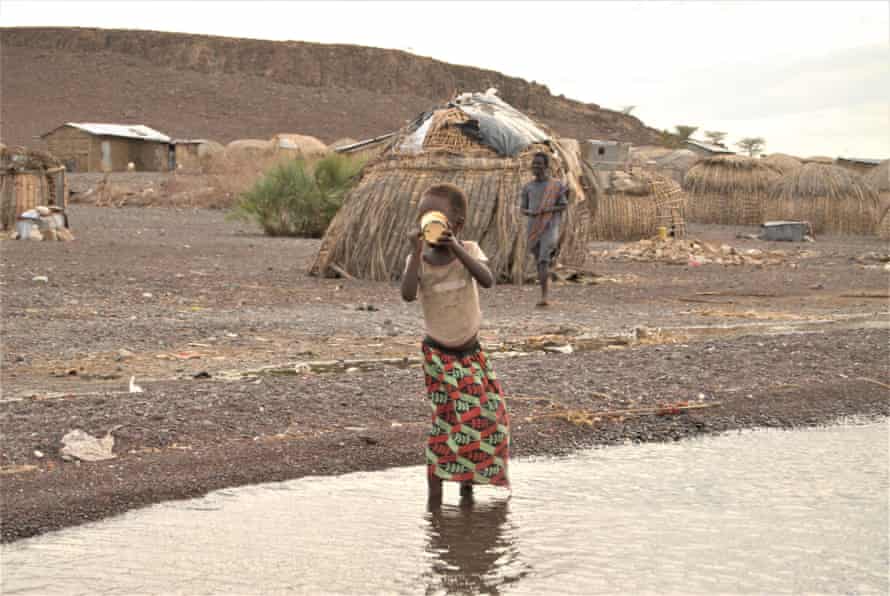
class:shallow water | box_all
[3,422,888,595]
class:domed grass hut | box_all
[864,160,890,238]
[766,163,880,235]
[762,153,803,174]
[682,155,781,225]
[586,167,686,240]
[311,92,592,282]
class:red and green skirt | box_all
[422,339,510,487]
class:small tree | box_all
[659,129,682,149]
[621,105,636,115]
[704,131,727,147]
[737,137,766,157]
[674,125,698,142]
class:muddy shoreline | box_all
[2,326,887,543]
[1,206,888,542]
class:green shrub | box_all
[229,154,363,237]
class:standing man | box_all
[521,152,569,307]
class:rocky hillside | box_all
[1,27,664,148]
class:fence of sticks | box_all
[863,160,890,238]
[682,155,781,225]
[767,163,880,235]
[311,102,593,283]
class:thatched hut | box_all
[588,168,686,240]
[683,155,781,225]
[762,153,803,174]
[766,163,880,235]
[864,160,890,238]
[1,146,67,230]
[311,92,593,282]
[270,134,329,159]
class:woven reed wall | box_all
[684,190,769,225]
[763,196,879,235]
[0,172,46,230]
[312,147,592,283]
[590,193,658,240]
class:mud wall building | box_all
[41,123,172,172]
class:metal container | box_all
[761,221,810,242]
[15,217,38,240]
[421,210,449,244]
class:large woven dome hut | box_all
[864,160,890,238]
[762,153,803,174]
[766,163,880,235]
[311,92,593,282]
[682,155,781,225]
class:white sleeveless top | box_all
[409,241,487,348]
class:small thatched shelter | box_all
[864,160,890,238]
[762,153,803,174]
[587,168,686,240]
[766,163,880,235]
[683,155,781,225]
[1,146,67,230]
[311,92,593,282]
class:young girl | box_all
[401,183,511,505]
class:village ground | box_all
[1,205,888,541]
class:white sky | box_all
[2,0,888,157]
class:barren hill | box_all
[1,27,664,148]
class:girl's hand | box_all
[406,228,423,252]
[435,229,458,251]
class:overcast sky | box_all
[2,0,887,157]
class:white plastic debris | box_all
[129,376,144,393]
[60,429,116,462]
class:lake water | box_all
[2,421,887,595]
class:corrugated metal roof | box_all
[686,139,734,154]
[837,157,882,166]
[48,123,171,143]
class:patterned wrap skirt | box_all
[422,339,510,487]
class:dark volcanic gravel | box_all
[1,206,887,542]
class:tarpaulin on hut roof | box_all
[400,90,550,157]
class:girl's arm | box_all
[401,232,424,301]
[439,231,494,288]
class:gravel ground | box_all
[1,206,887,541]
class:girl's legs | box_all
[428,474,443,505]
[460,481,474,503]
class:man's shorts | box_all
[528,224,560,266]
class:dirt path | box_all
[1,206,887,541]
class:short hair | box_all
[533,152,550,166]
[421,183,468,220]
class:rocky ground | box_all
[1,206,888,541]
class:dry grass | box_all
[767,163,880,235]
[683,155,782,225]
[762,153,803,174]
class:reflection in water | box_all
[423,499,528,595]
[1,423,886,595]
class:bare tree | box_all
[673,125,698,142]
[704,131,727,147]
[621,105,637,115]
[737,137,766,157]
